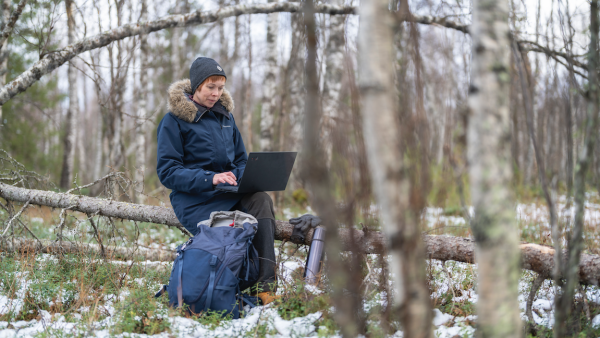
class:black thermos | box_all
[304,226,326,285]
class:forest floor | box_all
[2,195,600,337]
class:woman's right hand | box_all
[213,171,237,186]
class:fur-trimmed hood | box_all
[167,79,235,123]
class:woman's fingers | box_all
[212,173,237,185]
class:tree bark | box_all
[287,6,305,152]
[468,0,522,336]
[171,0,182,81]
[321,0,345,164]
[4,183,600,284]
[556,2,600,335]
[259,0,279,152]
[135,0,149,204]
[59,0,79,190]
[0,237,175,262]
[358,0,432,337]
[0,0,8,125]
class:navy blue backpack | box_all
[156,211,260,318]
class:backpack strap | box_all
[177,255,184,307]
[154,285,167,298]
[236,237,253,281]
[205,255,219,310]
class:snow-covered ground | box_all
[2,198,600,337]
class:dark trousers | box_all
[231,192,277,292]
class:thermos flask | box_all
[304,226,326,285]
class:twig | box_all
[526,273,546,324]
[88,213,106,259]
[66,172,117,194]
[442,261,456,306]
[1,197,31,237]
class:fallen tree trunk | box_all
[0,237,175,261]
[2,183,600,285]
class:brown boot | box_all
[257,292,281,305]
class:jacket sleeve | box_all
[230,114,247,180]
[156,114,215,194]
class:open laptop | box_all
[215,152,297,193]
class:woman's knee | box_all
[241,192,274,220]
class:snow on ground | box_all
[1,199,600,337]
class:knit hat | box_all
[189,57,227,94]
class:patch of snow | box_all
[432,308,453,326]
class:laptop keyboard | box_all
[216,184,239,193]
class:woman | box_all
[156,57,278,305]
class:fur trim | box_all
[167,79,235,123]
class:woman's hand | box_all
[213,171,237,186]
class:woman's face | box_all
[193,78,226,108]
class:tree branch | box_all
[0,2,356,105]
[0,0,27,51]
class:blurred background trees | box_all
[0,0,599,335]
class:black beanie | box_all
[189,57,227,94]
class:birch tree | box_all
[358,0,431,336]
[555,1,600,334]
[260,0,279,151]
[135,0,149,203]
[467,0,521,335]
[171,0,182,81]
[59,0,79,190]
[287,5,305,151]
[321,0,345,163]
[0,0,9,126]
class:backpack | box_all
[155,210,260,318]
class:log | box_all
[2,183,600,284]
[0,237,175,261]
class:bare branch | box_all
[0,0,27,51]
[0,196,30,237]
[0,2,356,105]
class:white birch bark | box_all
[243,14,253,149]
[259,0,279,152]
[358,0,432,336]
[467,0,521,335]
[59,0,79,190]
[0,0,9,125]
[321,0,345,163]
[171,0,182,81]
[288,6,305,152]
[135,0,149,204]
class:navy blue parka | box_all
[156,79,247,235]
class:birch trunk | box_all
[1,237,176,262]
[59,0,79,190]
[556,1,600,335]
[302,1,365,334]
[468,0,521,336]
[0,0,9,125]
[171,0,182,81]
[259,0,279,151]
[321,0,345,163]
[135,0,149,204]
[358,0,431,336]
[287,7,305,151]
[242,14,253,149]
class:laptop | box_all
[215,152,297,193]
